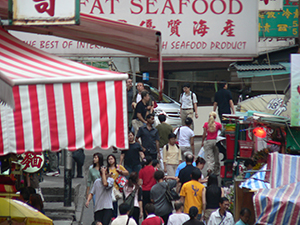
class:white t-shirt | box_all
[180,92,198,109]
[174,126,194,147]
[207,209,234,225]
[136,93,142,103]
[167,213,190,225]
[111,215,137,225]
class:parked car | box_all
[145,85,181,128]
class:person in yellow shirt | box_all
[163,133,182,176]
[180,168,206,221]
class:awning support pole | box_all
[132,58,137,96]
[64,149,72,207]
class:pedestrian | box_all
[163,133,182,176]
[174,117,195,158]
[167,201,190,225]
[106,154,129,218]
[144,85,155,114]
[213,81,235,124]
[195,157,208,185]
[85,166,114,225]
[142,203,165,225]
[177,154,199,191]
[150,170,174,224]
[127,78,134,130]
[180,169,205,220]
[235,208,251,225]
[111,203,137,225]
[132,82,145,108]
[17,187,30,204]
[175,152,196,177]
[179,83,198,129]
[45,151,60,177]
[156,114,173,169]
[203,174,225,223]
[207,197,234,225]
[183,207,204,225]
[86,153,103,199]
[132,90,150,135]
[123,172,143,224]
[136,113,160,160]
[244,159,255,179]
[120,131,145,175]
[201,112,222,175]
[72,148,85,178]
[139,156,157,219]
[29,193,44,214]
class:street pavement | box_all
[41,137,202,225]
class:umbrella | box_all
[0,198,53,225]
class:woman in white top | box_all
[163,133,182,176]
[174,117,195,158]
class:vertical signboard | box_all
[291,54,300,126]
[9,0,80,25]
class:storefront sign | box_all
[79,0,258,57]
[9,0,80,25]
[19,152,44,173]
[291,54,300,126]
[259,0,284,11]
[259,5,298,37]
[258,37,295,53]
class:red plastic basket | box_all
[238,140,253,158]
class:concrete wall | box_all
[194,106,221,136]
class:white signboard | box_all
[79,0,258,57]
[10,31,133,57]
[259,0,284,11]
[258,37,295,53]
[291,54,300,126]
[11,0,79,25]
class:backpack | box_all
[165,143,180,151]
[123,186,138,216]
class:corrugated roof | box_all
[234,63,286,71]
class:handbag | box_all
[113,186,122,200]
[164,182,180,202]
[123,186,138,216]
[115,175,127,192]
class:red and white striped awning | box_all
[0,27,128,155]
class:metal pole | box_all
[132,57,137,96]
[64,149,72,207]
[298,0,300,53]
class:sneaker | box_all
[46,171,59,177]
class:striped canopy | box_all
[239,164,270,190]
[0,27,128,155]
[253,182,300,224]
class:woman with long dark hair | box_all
[106,154,129,218]
[86,153,103,199]
[124,172,143,224]
[138,156,157,219]
[201,111,222,175]
[202,174,224,223]
[183,206,204,225]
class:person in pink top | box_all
[201,112,222,176]
[139,156,157,219]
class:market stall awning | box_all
[0,27,128,155]
[0,0,160,59]
[253,182,300,225]
[239,165,270,190]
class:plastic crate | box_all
[238,140,253,158]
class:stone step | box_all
[43,194,74,202]
[42,187,74,196]
[44,202,76,222]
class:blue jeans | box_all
[125,164,141,176]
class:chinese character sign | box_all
[20,152,45,173]
[11,0,79,25]
[78,0,258,57]
[259,5,298,37]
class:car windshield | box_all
[149,86,173,103]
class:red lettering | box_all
[109,0,119,14]
[192,0,208,14]
[90,0,104,14]
[162,0,176,14]
[179,0,189,14]
[229,0,243,14]
[146,0,158,14]
[40,41,45,48]
[175,41,180,49]
[162,41,168,49]
[131,0,143,14]
[211,0,226,14]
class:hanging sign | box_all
[9,0,80,25]
[19,152,45,173]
